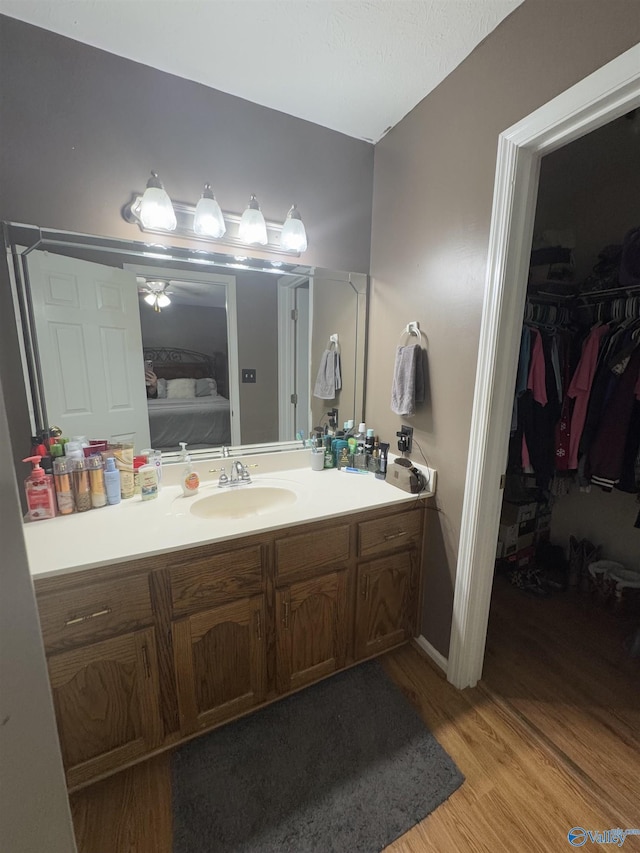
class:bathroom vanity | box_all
[26,456,434,791]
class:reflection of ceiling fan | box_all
[137,278,173,312]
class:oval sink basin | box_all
[190,486,297,520]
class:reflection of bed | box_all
[143,347,231,449]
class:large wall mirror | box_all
[5,223,368,458]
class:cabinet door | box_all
[354,552,414,660]
[276,570,348,693]
[173,595,266,734]
[47,628,163,790]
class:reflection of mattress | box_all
[147,396,231,449]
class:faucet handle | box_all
[217,466,229,487]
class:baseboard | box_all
[413,635,448,674]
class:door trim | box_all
[448,42,640,690]
[277,275,310,441]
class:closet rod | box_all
[576,283,640,302]
[528,283,640,304]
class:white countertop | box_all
[24,451,436,580]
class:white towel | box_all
[391,344,424,416]
[314,349,338,399]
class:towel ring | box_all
[399,321,424,343]
[328,333,340,351]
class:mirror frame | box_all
[4,221,369,461]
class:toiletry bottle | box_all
[179,442,200,497]
[139,464,159,501]
[355,423,367,453]
[323,435,335,469]
[332,431,349,466]
[365,429,375,455]
[104,457,121,505]
[87,456,107,508]
[133,455,147,496]
[376,442,390,480]
[73,458,92,512]
[22,456,57,521]
[53,456,75,515]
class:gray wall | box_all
[0,16,373,274]
[139,302,228,386]
[368,1,640,657]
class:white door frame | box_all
[125,264,241,446]
[277,275,311,440]
[447,43,640,690]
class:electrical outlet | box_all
[396,425,413,454]
[242,369,256,383]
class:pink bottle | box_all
[23,455,57,521]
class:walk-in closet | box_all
[482,110,640,820]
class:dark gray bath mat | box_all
[172,659,464,852]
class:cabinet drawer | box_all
[38,575,153,653]
[170,546,263,616]
[275,524,350,584]
[358,509,423,558]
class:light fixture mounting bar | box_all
[124,196,300,257]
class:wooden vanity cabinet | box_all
[353,509,423,659]
[273,524,351,693]
[37,573,163,790]
[34,503,424,790]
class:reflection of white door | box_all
[294,284,310,437]
[277,276,311,440]
[28,251,151,449]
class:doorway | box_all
[448,42,640,690]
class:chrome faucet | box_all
[210,459,255,488]
[231,460,251,484]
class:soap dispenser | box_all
[179,442,200,497]
[23,455,57,521]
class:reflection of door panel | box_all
[294,283,310,438]
[28,251,150,447]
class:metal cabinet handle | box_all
[383,530,408,541]
[65,607,112,627]
[282,600,290,628]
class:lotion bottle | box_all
[23,455,57,521]
[179,442,200,497]
[104,457,121,505]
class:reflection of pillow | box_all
[195,377,218,397]
[157,378,167,399]
[166,378,196,399]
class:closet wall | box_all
[532,115,640,566]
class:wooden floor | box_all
[71,581,640,852]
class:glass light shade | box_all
[139,172,176,231]
[193,186,226,238]
[280,205,308,252]
[144,293,157,306]
[238,195,268,245]
[156,293,171,308]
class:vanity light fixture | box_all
[138,171,177,231]
[124,179,306,255]
[238,195,268,246]
[193,183,226,238]
[280,204,308,253]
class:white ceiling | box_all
[0,0,522,142]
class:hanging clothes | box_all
[566,323,610,469]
